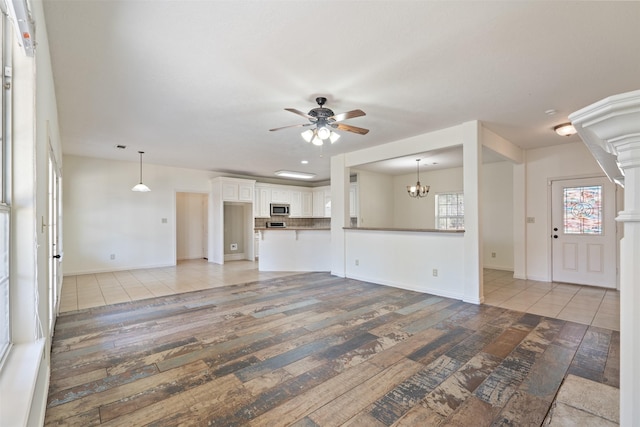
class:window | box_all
[436,192,464,230]
[563,185,603,235]
[0,13,10,367]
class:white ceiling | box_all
[43,1,640,182]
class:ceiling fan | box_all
[269,97,369,146]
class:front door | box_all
[551,177,617,288]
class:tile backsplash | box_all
[255,217,331,228]
[255,217,358,228]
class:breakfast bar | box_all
[256,227,331,272]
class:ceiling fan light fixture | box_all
[301,129,314,142]
[317,126,331,140]
[554,122,577,137]
[311,136,324,146]
[329,131,340,144]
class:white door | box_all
[551,177,617,288]
[48,150,63,335]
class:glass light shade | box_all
[407,159,429,198]
[554,123,577,137]
[301,129,314,142]
[329,131,340,144]
[407,182,430,198]
[132,151,151,192]
[132,183,151,192]
[317,126,331,140]
[311,135,323,146]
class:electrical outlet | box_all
[491,252,496,258]
[355,259,359,266]
[432,269,438,277]
[110,254,116,260]
[230,243,238,251]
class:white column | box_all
[570,89,640,426]
[462,121,483,304]
[330,154,349,277]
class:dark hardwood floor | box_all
[45,272,619,426]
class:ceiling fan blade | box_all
[285,108,314,119]
[269,123,312,132]
[335,123,370,135]
[330,109,366,122]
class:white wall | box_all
[63,155,213,274]
[483,161,514,270]
[1,1,63,425]
[393,167,464,229]
[523,141,605,281]
[224,203,246,256]
[176,192,207,260]
[345,229,465,299]
[354,170,393,227]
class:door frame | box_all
[547,174,620,289]
[47,143,63,335]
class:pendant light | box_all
[131,151,151,192]
[407,159,429,198]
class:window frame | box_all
[0,10,12,369]
[435,192,465,231]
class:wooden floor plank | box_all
[46,271,620,426]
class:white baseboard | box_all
[224,253,246,261]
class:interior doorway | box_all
[176,192,208,261]
[551,176,617,288]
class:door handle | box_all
[53,254,61,259]
[553,235,558,239]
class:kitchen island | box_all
[255,227,331,272]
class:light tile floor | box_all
[61,262,621,332]
[483,268,620,331]
[60,259,299,313]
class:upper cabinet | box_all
[254,183,331,218]
[312,186,331,218]
[217,177,255,202]
[254,183,271,218]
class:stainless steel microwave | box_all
[270,203,290,216]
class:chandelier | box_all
[407,159,429,198]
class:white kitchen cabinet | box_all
[289,190,302,217]
[312,186,331,218]
[312,189,324,218]
[254,184,271,218]
[271,189,290,203]
[301,191,313,217]
[217,177,255,202]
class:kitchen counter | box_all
[256,228,330,272]
[343,227,463,233]
[255,227,330,231]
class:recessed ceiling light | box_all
[274,170,316,180]
[301,160,309,164]
[545,109,557,116]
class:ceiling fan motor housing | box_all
[309,97,334,126]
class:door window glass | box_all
[563,185,602,234]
